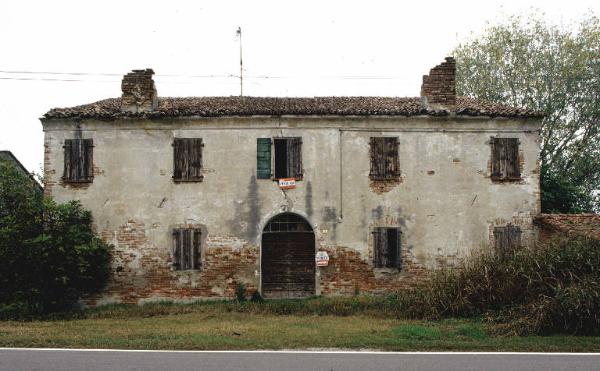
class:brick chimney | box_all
[121,69,158,113]
[420,57,456,108]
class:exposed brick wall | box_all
[90,220,259,305]
[85,218,443,304]
[369,178,403,194]
[318,245,428,295]
[43,136,56,197]
[121,69,158,113]
[534,214,600,243]
[421,57,456,107]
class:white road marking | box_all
[1,348,599,355]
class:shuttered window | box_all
[370,137,400,180]
[491,138,520,181]
[172,228,202,270]
[173,138,203,182]
[274,137,302,180]
[257,138,272,179]
[63,138,94,183]
[493,225,521,260]
[373,227,401,269]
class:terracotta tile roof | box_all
[43,96,544,120]
[535,214,600,240]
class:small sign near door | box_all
[278,178,296,189]
[316,251,329,266]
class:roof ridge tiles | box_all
[43,96,545,120]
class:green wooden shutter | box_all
[257,138,272,179]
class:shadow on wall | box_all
[305,181,313,220]
[322,206,338,241]
[228,174,261,242]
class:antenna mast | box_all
[237,26,243,97]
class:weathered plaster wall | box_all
[41,115,541,303]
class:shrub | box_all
[235,282,247,302]
[409,236,600,334]
[0,163,112,318]
[250,290,264,303]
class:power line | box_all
[0,69,411,80]
[0,77,115,82]
[0,70,121,76]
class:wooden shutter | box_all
[173,229,182,270]
[63,138,93,183]
[491,138,520,180]
[370,137,399,180]
[174,138,203,182]
[192,229,202,269]
[370,138,383,179]
[257,138,272,179]
[286,137,302,179]
[385,137,399,179]
[373,228,401,268]
[505,139,520,179]
[373,228,388,268]
[173,139,185,180]
[63,139,75,181]
[494,225,521,260]
[82,139,94,181]
[173,228,202,270]
[190,138,203,180]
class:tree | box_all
[453,13,600,212]
[0,163,112,317]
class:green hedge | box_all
[0,163,112,318]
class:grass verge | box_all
[1,300,600,351]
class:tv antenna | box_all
[236,26,243,96]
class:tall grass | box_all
[402,237,600,334]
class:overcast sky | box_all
[1,0,598,172]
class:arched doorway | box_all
[261,213,315,298]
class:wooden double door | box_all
[261,231,315,299]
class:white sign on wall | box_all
[278,178,296,189]
[315,251,329,267]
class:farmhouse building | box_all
[41,58,543,303]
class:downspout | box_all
[338,129,343,221]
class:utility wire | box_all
[0,69,410,80]
[0,77,114,82]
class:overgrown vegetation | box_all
[454,12,600,212]
[0,163,112,319]
[396,237,600,335]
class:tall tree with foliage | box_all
[453,13,600,212]
[0,163,112,318]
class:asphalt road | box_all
[1,349,599,371]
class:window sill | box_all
[173,177,204,183]
[172,268,202,272]
[491,177,522,182]
[373,267,401,274]
[61,178,93,184]
[369,176,401,182]
[273,177,303,181]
